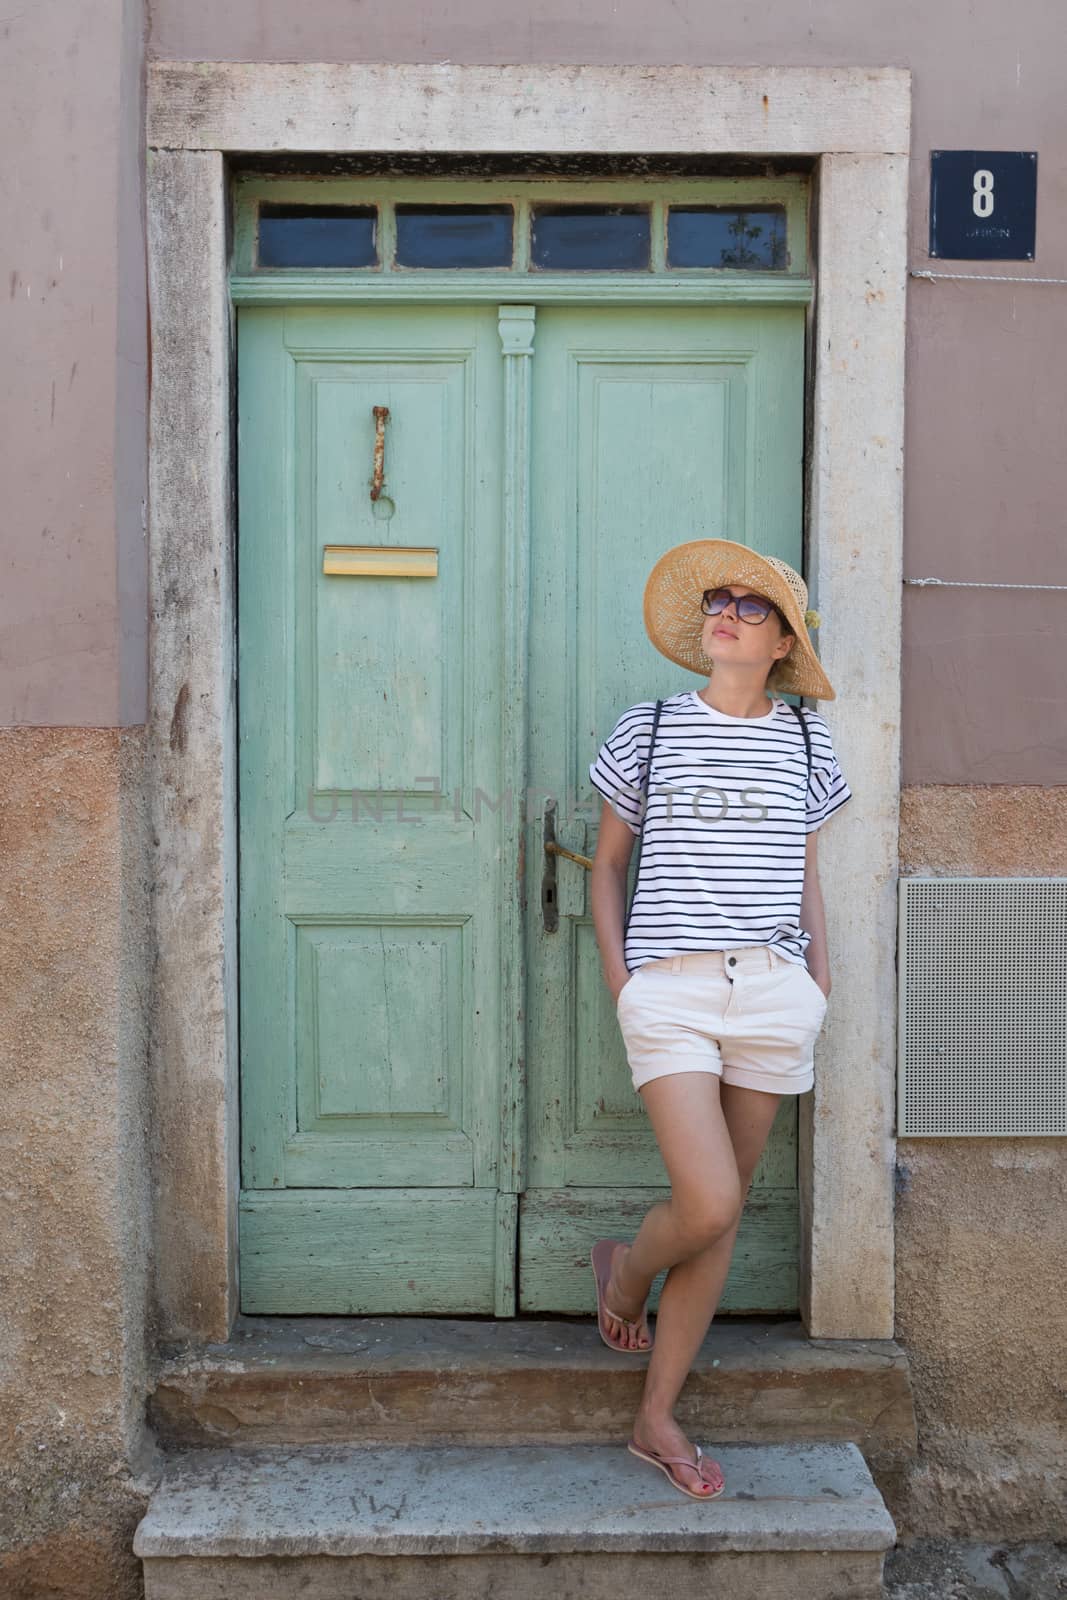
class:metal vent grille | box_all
[898,877,1067,1137]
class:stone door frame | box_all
[145,62,909,1343]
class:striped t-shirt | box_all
[588,689,853,972]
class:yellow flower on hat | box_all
[804,608,821,630]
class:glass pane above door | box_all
[395,205,514,268]
[667,206,788,270]
[258,205,378,268]
[530,205,651,271]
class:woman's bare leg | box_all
[601,1072,752,1346]
[602,1075,785,1493]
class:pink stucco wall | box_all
[1,0,147,726]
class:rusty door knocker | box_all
[370,405,390,501]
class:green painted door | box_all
[237,299,805,1315]
[237,304,511,1312]
[521,304,805,1312]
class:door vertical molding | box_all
[497,306,537,1250]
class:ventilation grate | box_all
[898,877,1067,1137]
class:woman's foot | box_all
[631,1409,725,1496]
[604,1243,651,1351]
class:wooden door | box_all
[237,303,511,1312]
[237,297,806,1315]
[520,303,806,1311]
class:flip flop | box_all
[590,1238,654,1353]
[627,1438,726,1500]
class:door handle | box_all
[542,798,593,933]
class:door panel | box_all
[521,303,806,1311]
[238,304,507,1311]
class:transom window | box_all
[233,178,807,279]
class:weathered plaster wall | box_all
[0,728,156,1594]
[0,0,154,1594]
[893,787,1067,1537]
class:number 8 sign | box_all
[930,150,1037,261]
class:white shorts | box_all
[615,944,828,1096]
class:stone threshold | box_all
[134,1438,898,1558]
[134,1438,897,1599]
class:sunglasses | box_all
[700,587,781,626]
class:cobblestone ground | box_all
[884,1539,1067,1599]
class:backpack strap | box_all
[624,699,663,939]
[788,700,814,792]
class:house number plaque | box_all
[929,150,1037,260]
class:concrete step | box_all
[133,1438,898,1600]
[150,1314,917,1470]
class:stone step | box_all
[133,1438,898,1600]
[150,1314,917,1471]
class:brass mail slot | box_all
[323,545,439,578]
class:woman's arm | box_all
[590,800,637,1003]
[798,829,832,998]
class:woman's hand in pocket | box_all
[610,967,634,1005]
[805,964,831,1002]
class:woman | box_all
[586,538,852,1501]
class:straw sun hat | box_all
[643,538,836,701]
